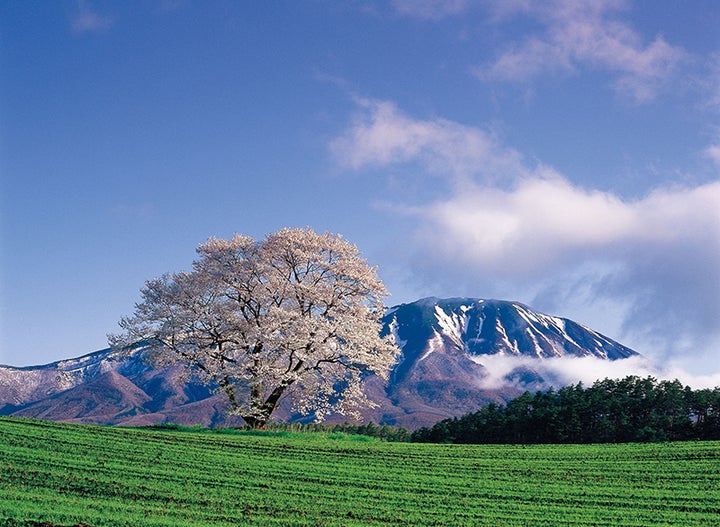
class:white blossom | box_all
[110,227,399,427]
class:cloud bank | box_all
[333,99,720,372]
[474,354,720,392]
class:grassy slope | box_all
[0,417,718,527]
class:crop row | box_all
[0,417,718,526]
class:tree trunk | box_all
[242,381,294,429]
[241,415,267,429]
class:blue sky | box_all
[1,1,718,384]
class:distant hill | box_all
[0,297,638,429]
[0,347,239,428]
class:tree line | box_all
[411,376,720,444]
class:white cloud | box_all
[71,1,112,34]
[475,354,720,391]
[477,0,686,102]
[332,99,720,371]
[330,98,529,183]
[414,177,720,274]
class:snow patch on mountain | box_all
[495,319,519,355]
[419,330,444,361]
[433,305,467,350]
[387,317,406,350]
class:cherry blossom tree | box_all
[110,227,399,428]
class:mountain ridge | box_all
[0,297,639,429]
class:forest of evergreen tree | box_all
[411,376,720,444]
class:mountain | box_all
[365,297,638,428]
[0,347,244,427]
[386,298,636,361]
[14,371,152,423]
[0,297,638,429]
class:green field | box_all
[0,417,718,526]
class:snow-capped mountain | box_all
[364,297,638,428]
[384,297,635,370]
[0,297,639,429]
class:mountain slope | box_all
[0,297,639,429]
[0,348,243,427]
[14,371,151,423]
[365,297,638,428]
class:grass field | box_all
[0,417,718,526]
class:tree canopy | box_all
[111,227,399,428]
[412,376,720,444]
